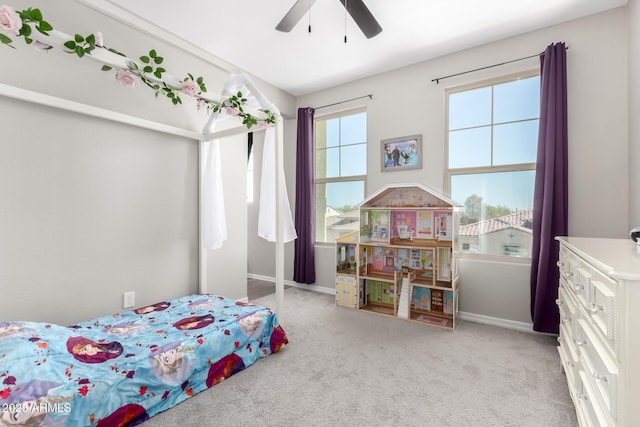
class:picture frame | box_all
[381,134,422,172]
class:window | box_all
[503,244,523,256]
[315,108,367,243]
[446,72,539,258]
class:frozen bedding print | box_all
[0,294,288,426]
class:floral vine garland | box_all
[0,5,275,129]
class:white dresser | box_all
[555,237,640,427]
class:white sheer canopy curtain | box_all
[200,74,296,250]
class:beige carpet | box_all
[145,287,578,426]
[247,277,291,301]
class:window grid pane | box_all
[448,127,492,168]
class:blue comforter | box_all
[0,294,287,426]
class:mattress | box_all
[0,294,287,426]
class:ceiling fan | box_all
[276,0,383,39]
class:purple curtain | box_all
[530,42,568,334]
[293,107,316,284]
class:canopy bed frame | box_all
[0,16,289,315]
[0,6,292,425]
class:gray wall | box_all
[205,134,249,300]
[248,6,633,328]
[0,0,294,325]
[0,98,199,325]
[630,0,640,228]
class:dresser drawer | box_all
[558,245,571,279]
[577,370,615,427]
[557,283,579,338]
[577,319,619,421]
[574,261,593,310]
[558,325,580,397]
[558,247,579,290]
[588,268,617,352]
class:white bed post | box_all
[275,115,285,315]
[198,140,208,295]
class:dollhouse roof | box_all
[358,183,462,209]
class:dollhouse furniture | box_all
[555,237,640,426]
[335,184,460,330]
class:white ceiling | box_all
[107,0,627,96]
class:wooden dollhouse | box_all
[335,184,461,330]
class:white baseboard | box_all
[458,311,534,333]
[247,273,335,295]
[248,274,538,333]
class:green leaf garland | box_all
[0,5,276,129]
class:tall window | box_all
[446,72,539,258]
[315,108,367,243]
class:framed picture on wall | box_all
[381,134,422,172]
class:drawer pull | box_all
[578,393,588,402]
[593,372,608,383]
[575,338,586,347]
[573,283,584,291]
[557,336,564,344]
[555,298,563,306]
[589,303,603,314]
[566,360,574,368]
[562,315,571,323]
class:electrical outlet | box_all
[123,291,135,308]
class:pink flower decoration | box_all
[94,31,104,47]
[116,69,140,88]
[225,107,240,116]
[196,99,205,110]
[259,122,272,129]
[181,80,200,96]
[0,5,22,36]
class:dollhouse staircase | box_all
[397,278,409,319]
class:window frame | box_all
[314,107,368,246]
[444,70,539,263]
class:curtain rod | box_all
[431,45,569,84]
[314,94,373,110]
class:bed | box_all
[0,294,287,426]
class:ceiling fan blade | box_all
[276,0,318,32]
[339,0,382,39]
